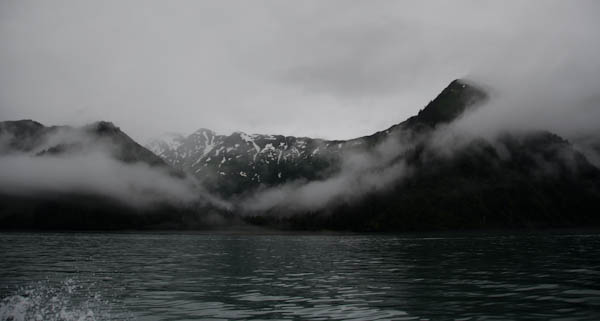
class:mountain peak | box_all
[85,121,122,136]
[0,119,45,134]
[409,79,488,128]
[0,119,44,127]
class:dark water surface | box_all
[1,232,599,320]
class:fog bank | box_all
[0,153,197,207]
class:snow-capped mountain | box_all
[147,79,488,196]
[147,127,350,196]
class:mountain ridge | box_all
[2,78,599,231]
[1,119,169,168]
[0,119,220,230]
[147,79,489,196]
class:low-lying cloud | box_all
[238,76,600,214]
[1,1,599,218]
[0,125,230,210]
[239,134,416,213]
[0,153,197,207]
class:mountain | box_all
[263,131,600,231]
[148,79,489,196]
[572,133,600,168]
[148,79,600,231]
[2,79,599,231]
[0,120,167,167]
[0,120,225,230]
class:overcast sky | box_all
[1,0,599,142]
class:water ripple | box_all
[1,232,600,320]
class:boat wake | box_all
[0,278,124,321]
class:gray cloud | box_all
[0,153,198,207]
[1,1,598,143]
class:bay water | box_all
[1,232,599,320]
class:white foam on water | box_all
[0,279,124,321]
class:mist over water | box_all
[2,232,600,321]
